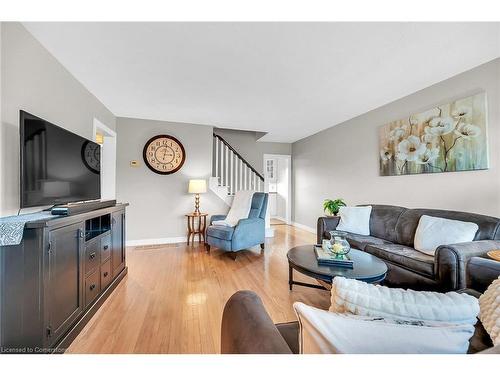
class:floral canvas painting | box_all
[379,92,488,176]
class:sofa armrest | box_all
[466,257,500,293]
[210,214,227,225]
[435,240,500,291]
[316,216,340,244]
[221,291,293,354]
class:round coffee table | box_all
[287,245,388,290]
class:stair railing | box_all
[212,133,264,195]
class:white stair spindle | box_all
[240,160,244,190]
[215,137,219,180]
[245,165,249,190]
[224,145,229,187]
[235,154,239,193]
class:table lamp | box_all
[188,179,207,214]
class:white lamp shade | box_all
[188,179,207,194]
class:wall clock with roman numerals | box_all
[143,135,186,175]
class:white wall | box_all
[292,58,500,229]
[116,117,229,242]
[0,23,116,215]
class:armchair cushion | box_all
[210,214,227,225]
[206,225,234,241]
[365,243,435,277]
[436,240,500,291]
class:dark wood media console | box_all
[0,204,128,353]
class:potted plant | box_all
[323,198,346,216]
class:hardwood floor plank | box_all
[66,225,329,354]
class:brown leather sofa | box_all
[220,257,500,354]
[317,204,500,291]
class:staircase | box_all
[210,133,264,205]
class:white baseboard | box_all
[271,215,287,222]
[292,221,316,234]
[126,236,201,247]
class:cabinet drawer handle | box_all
[89,284,96,291]
[103,245,109,250]
[103,271,109,277]
[89,252,96,260]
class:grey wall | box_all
[213,128,291,174]
[1,22,116,216]
[116,117,229,241]
[292,58,500,229]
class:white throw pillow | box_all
[414,215,479,256]
[294,302,475,354]
[479,276,500,346]
[335,206,372,236]
[330,276,479,325]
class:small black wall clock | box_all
[81,140,101,174]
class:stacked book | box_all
[314,245,353,268]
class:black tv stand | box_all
[0,203,128,352]
[51,199,117,216]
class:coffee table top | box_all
[287,245,387,283]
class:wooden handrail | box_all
[213,133,264,181]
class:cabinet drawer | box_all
[84,270,100,308]
[101,259,112,290]
[100,234,111,263]
[85,240,100,276]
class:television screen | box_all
[20,111,101,208]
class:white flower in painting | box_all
[425,117,455,136]
[397,135,426,162]
[452,106,469,118]
[415,147,440,165]
[388,125,408,141]
[380,147,393,161]
[396,152,407,161]
[409,116,418,126]
[455,123,481,139]
[421,133,437,147]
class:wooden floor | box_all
[67,224,330,354]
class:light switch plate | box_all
[130,160,140,167]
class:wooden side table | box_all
[185,213,208,245]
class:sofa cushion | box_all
[361,204,407,243]
[207,225,235,241]
[346,233,392,251]
[323,232,392,250]
[395,208,500,247]
[365,243,435,277]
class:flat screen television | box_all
[20,110,101,208]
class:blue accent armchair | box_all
[205,193,268,257]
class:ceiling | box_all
[23,22,500,143]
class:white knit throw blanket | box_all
[212,190,255,227]
[330,277,479,325]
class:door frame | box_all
[263,154,292,225]
[93,118,116,200]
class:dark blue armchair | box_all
[205,193,268,257]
